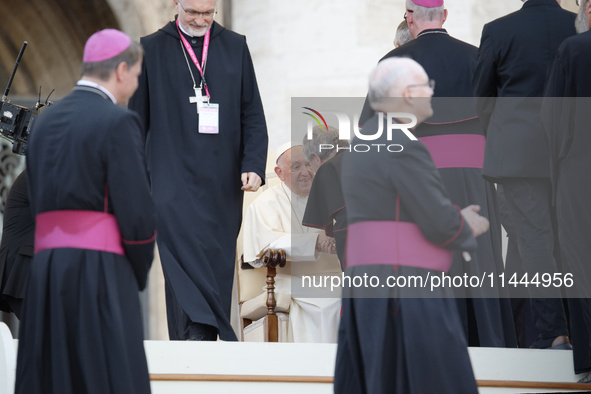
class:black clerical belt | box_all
[346,221,453,272]
[34,210,124,255]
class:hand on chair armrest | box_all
[255,249,287,269]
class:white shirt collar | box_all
[178,22,194,37]
[76,79,117,104]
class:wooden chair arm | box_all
[254,249,287,342]
[257,249,287,269]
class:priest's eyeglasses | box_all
[404,10,413,20]
[179,2,217,18]
[406,79,436,91]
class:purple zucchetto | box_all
[410,0,444,7]
[83,29,132,63]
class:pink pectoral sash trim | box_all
[346,221,453,272]
[419,134,485,169]
[35,210,124,255]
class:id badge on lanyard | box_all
[177,20,220,134]
[199,103,219,134]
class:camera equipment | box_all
[0,42,53,156]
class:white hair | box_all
[394,20,412,47]
[405,0,445,22]
[368,57,421,107]
[302,125,349,161]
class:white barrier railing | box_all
[0,322,16,394]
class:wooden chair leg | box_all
[260,249,286,342]
[266,266,278,342]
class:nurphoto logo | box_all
[302,107,418,153]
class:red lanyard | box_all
[176,19,211,98]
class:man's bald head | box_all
[368,57,434,123]
[368,58,428,103]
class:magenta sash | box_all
[346,221,453,272]
[419,134,485,169]
[35,210,124,255]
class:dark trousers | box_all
[497,184,539,347]
[502,178,568,348]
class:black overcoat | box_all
[542,30,591,373]
[0,170,33,318]
[473,0,575,179]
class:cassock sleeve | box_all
[389,141,477,252]
[243,190,319,264]
[239,38,268,185]
[473,23,498,134]
[302,162,344,237]
[104,111,156,290]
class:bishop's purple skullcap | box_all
[83,29,132,63]
[410,0,443,7]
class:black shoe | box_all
[578,372,591,384]
[186,322,218,341]
[549,335,572,350]
[530,335,572,350]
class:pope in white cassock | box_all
[243,144,342,343]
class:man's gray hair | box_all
[395,20,412,47]
[405,0,445,22]
[303,125,349,162]
[81,41,143,81]
[576,0,590,34]
[368,57,415,107]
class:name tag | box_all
[199,103,219,134]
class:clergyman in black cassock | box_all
[359,0,515,348]
[335,57,486,394]
[15,30,155,394]
[303,151,347,267]
[542,19,591,379]
[128,2,268,341]
[473,0,575,350]
[0,170,34,319]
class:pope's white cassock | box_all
[243,182,342,343]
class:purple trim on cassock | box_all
[419,134,485,169]
[35,210,125,255]
[346,221,453,272]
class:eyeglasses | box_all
[404,10,413,20]
[178,1,217,18]
[406,79,436,91]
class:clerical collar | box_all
[76,80,117,104]
[417,28,448,38]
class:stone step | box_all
[2,322,591,394]
[145,341,591,394]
